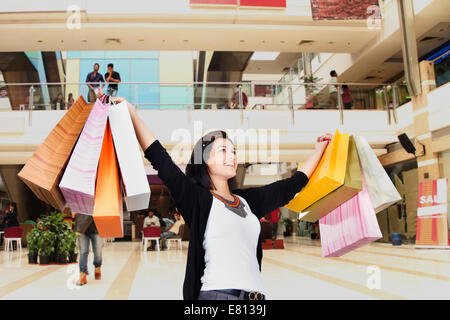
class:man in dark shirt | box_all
[105,63,121,97]
[73,213,103,286]
[85,63,105,102]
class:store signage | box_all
[190,0,286,8]
[310,0,379,20]
[415,178,450,248]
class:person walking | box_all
[112,97,330,300]
[73,213,102,286]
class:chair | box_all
[141,226,161,252]
[4,227,23,253]
[166,224,183,250]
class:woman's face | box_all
[206,138,238,182]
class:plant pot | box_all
[57,254,67,264]
[28,253,38,264]
[50,253,56,264]
[39,255,50,265]
[69,253,78,264]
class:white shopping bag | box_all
[354,135,401,213]
[108,101,151,211]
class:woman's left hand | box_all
[315,133,332,152]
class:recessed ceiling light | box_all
[37,40,43,43]
[240,40,245,43]
[328,41,334,44]
[251,52,280,61]
[162,40,166,43]
[82,39,87,42]
[138,39,144,42]
[280,40,286,44]
[183,40,189,42]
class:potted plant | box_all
[282,218,294,237]
[56,232,68,265]
[67,231,78,263]
[37,230,56,265]
[26,228,40,264]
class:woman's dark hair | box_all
[10,202,17,213]
[185,130,237,191]
[330,70,337,77]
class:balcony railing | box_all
[0,81,410,126]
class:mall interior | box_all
[0,0,449,300]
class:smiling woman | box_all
[118,98,330,300]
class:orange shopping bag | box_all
[285,129,349,213]
[18,97,93,210]
[93,120,123,238]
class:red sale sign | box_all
[415,178,450,248]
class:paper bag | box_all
[17,96,94,210]
[319,177,382,257]
[59,99,109,214]
[108,101,150,211]
[285,129,349,212]
[299,136,362,222]
[93,120,123,238]
[354,135,401,213]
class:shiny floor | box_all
[1,236,450,300]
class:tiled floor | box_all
[1,236,450,300]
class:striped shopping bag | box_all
[319,176,382,257]
[59,98,110,214]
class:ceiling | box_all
[244,52,301,74]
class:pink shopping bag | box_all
[59,98,110,214]
[319,176,382,257]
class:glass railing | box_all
[0,81,410,116]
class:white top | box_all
[200,195,265,294]
[143,216,160,228]
[329,77,338,93]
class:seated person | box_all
[143,210,160,250]
[160,213,184,250]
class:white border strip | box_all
[417,204,447,217]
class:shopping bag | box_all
[354,135,401,213]
[108,101,151,211]
[92,120,123,238]
[59,99,110,214]
[299,136,362,222]
[17,96,94,210]
[285,129,349,212]
[319,177,382,257]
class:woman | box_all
[52,93,66,110]
[121,99,330,300]
[67,93,75,109]
[4,202,19,228]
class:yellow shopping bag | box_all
[285,129,349,213]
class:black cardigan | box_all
[144,140,309,300]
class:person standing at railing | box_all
[67,93,75,109]
[52,93,66,110]
[85,63,105,103]
[104,63,121,97]
[341,84,353,109]
[328,70,338,108]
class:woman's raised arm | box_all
[117,99,209,227]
